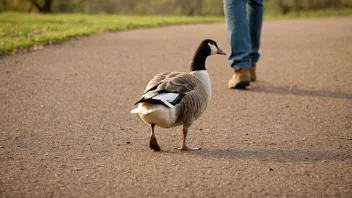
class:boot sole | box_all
[229,80,250,89]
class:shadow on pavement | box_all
[247,82,352,100]
[185,148,351,163]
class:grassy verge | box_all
[0,12,222,55]
[265,8,352,20]
[1,8,352,55]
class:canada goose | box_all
[131,39,226,151]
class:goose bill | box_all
[217,48,226,55]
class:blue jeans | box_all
[223,0,263,70]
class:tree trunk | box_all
[29,0,54,13]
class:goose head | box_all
[204,39,226,56]
[191,39,226,71]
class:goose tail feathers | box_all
[130,107,153,115]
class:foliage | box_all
[265,0,352,14]
[265,7,352,19]
[2,0,351,15]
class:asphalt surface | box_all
[1,17,352,197]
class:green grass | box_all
[0,12,222,55]
[1,8,352,55]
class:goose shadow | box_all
[184,148,351,163]
[245,81,352,100]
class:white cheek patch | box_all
[208,43,218,55]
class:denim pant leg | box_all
[223,0,251,71]
[247,0,263,65]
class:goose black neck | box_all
[190,48,209,71]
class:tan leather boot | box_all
[249,65,257,82]
[228,68,250,89]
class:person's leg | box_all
[247,0,263,81]
[223,0,251,89]
[223,0,252,70]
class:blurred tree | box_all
[175,0,204,16]
[265,0,351,14]
[1,0,352,15]
[29,0,53,13]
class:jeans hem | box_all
[232,63,252,71]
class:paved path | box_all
[1,17,352,197]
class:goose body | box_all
[131,71,211,128]
[131,39,226,151]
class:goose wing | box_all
[134,72,201,107]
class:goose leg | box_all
[149,124,161,151]
[178,127,200,151]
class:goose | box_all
[131,39,226,151]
